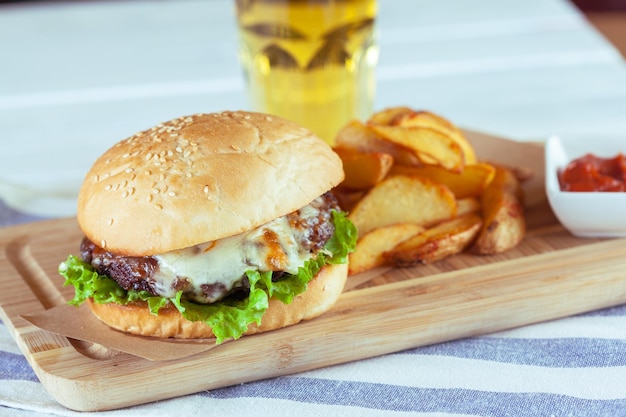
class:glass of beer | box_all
[235,0,378,144]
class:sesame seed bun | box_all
[77,111,344,257]
[86,262,348,339]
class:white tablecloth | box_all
[2,0,626,415]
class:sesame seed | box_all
[130,173,137,181]
[154,204,163,210]
[108,218,114,226]
[94,174,100,182]
[203,185,209,194]
[153,188,160,194]
[146,195,153,202]
[122,153,130,159]
[231,144,240,151]
[168,191,176,197]
[129,187,135,195]
[125,168,134,173]
[101,239,106,248]
[183,150,191,158]
[265,116,273,121]
[159,173,166,181]
[122,190,129,198]
[104,184,112,191]
[244,115,251,120]
[146,152,153,160]
[175,146,183,153]
[145,170,152,176]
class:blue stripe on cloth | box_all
[0,199,46,227]
[401,337,626,368]
[204,377,626,417]
[0,352,38,382]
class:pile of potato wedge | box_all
[332,106,527,276]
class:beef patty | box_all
[80,192,340,302]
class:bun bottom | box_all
[87,263,348,339]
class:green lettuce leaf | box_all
[59,210,357,344]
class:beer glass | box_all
[235,0,378,144]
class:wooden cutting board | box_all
[2,132,626,412]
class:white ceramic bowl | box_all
[545,135,626,238]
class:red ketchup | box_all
[559,153,626,192]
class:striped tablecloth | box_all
[3,304,626,416]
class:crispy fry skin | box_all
[384,213,483,266]
[368,125,464,172]
[472,165,526,255]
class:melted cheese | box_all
[152,214,316,303]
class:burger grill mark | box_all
[80,193,339,304]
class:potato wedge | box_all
[456,197,481,216]
[367,106,414,126]
[349,223,424,275]
[391,110,477,164]
[348,175,457,235]
[472,165,526,255]
[384,213,483,266]
[368,125,464,172]
[334,119,422,166]
[389,163,495,199]
[334,119,387,151]
[334,146,394,190]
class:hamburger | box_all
[59,111,356,343]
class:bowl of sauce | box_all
[545,135,626,237]
[559,153,626,192]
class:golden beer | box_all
[235,0,378,143]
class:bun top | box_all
[77,111,344,256]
